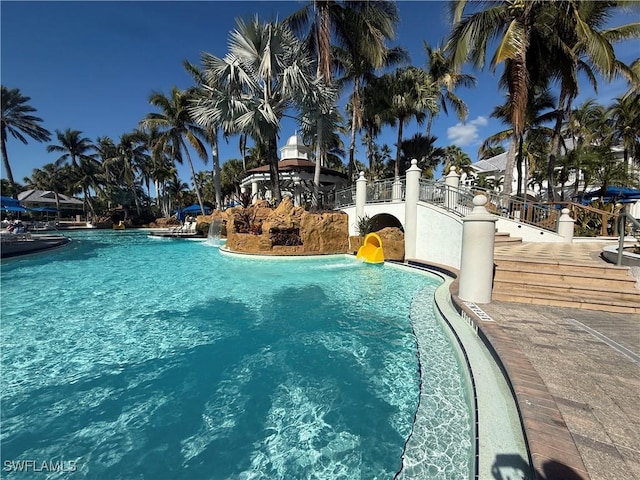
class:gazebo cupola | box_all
[280,134,313,162]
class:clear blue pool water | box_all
[1,230,472,479]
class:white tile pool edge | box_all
[387,262,531,480]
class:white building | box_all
[463,138,637,202]
[18,190,83,210]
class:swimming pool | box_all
[1,230,472,479]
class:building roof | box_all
[18,190,83,207]
[245,159,348,179]
[472,152,509,174]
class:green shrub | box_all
[357,215,374,236]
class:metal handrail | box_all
[334,186,356,208]
[616,206,640,265]
[334,176,628,237]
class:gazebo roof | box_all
[244,159,347,179]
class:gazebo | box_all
[240,135,348,207]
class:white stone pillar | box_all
[404,159,421,260]
[392,177,403,201]
[251,181,259,204]
[444,166,461,210]
[355,171,367,230]
[557,208,574,243]
[459,195,498,304]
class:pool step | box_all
[493,257,640,314]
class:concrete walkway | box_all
[480,301,640,480]
[474,240,640,479]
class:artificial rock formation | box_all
[225,197,349,255]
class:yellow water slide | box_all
[356,233,384,264]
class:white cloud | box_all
[447,116,488,146]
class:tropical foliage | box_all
[1,86,51,187]
[3,1,639,223]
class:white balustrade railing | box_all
[335,177,563,234]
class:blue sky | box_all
[2,1,636,186]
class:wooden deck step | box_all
[494,256,634,278]
[493,280,640,304]
[492,256,640,314]
[491,291,640,314]
[494,266,638,291]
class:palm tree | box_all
[545,2,639,200]
[220,158,247,201]
[94,136,118,204]
[399,133,445,178]
[446,1,638,201]
[381,66,436,178]
[71,156,103,218]
[443,145,474,178]
[141,87,208,215]
[108,131,148,215]
[287,2,404,200]
[47,129,96,168]
[423,41,476,137]
[478,145,506,160]
[0,179,20,198]
[298,88,341,209]
[363,142,392,180]
[165,176,190,213]
[47,129,97,215]
[564,99,607,195]
[608,93,640,175]
[190,17,324,205]
[23,163,68,215]
[360,75,395,178]
[1,86,51,188]
[324,2,405,184]
[475,173,495,191]
[184,60,225,210]
[140,127,176,217]
[480,86,556,197]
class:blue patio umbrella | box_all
[1,196,28,213]
[582,186,640,200]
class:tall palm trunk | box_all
[366,129,375,176]
[267,136,281,204]
[211,133,222,210]
[348,77,361,183]
[502,139,516,206]
[547,106,565,202]
[239,134,247,171]
[312,115,323,210]
[0,134,15,187]
[181,139,206,214]
[53,192,61,220]
[131,183,142,216]
[394,118,404,178]
[426,113,434,139]
[84,187,96,217]
[516,134,524,198]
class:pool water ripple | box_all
[1,230,471,479]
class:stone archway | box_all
[369,213,404,233]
